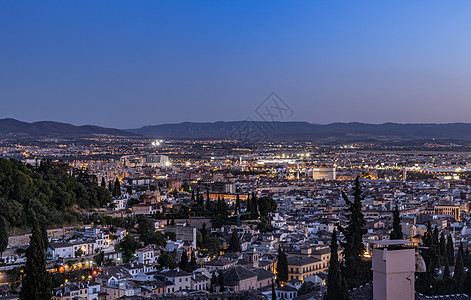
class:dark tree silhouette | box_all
[324,229,349,300]
[390,205,403,240]
[20,218,51,300]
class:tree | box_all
[258,197,277,217]
[236,194,241,212]
[75,248,83,257]
[118,234,140,262]
[447,234,455,266]
[339,177,369,287]
[201,223,208,242]
[325,228,349,300]
[416,221,437,293]
[299,281,319,295]
[158,252,176,269]
[20,219,51,300]
[439,232,446,260]
[190,251,197,270]
[101,177,106,187]
[179,251,191,272]
[464,269,471,295]
[137,216,157,245]
[217,196,228,216]
[113,178,121,197]
[276,247,288,284]
[454,249,465,291]
[40,221,48,248]
[0,216,9,258]
[250,193,259,219]
[390,205,403,240]
[210,273,217,292]
[271,280,276,300]
[228,230,241,253]
[218,271,225,291]
[206,197,212,211]
[164,231,176,241]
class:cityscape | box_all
[1,1,471,300]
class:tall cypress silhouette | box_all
[20,218,51,300]
[339,177,368,287]
[390,205,403,239]
[325,229,349,300]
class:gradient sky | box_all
[1,1,470,128]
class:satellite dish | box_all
[415,254,426,273]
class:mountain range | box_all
[127,121,471,144]
[0,118,136,138]
[3,118,471,144]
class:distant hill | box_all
[0,118,138,138]
[127,121,471,144]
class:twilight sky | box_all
[0,1,470,128]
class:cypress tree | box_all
[443,258,450,279]
[252,194,259,219]
[417,221,436,293]
[439,232,446,260]
[454,249,465,291]
[236,194,241,213]
[0,216,8,258]
[447,234,455,265]
[40,220,48,248]
[276,247,288,284]
[20,218,51,300]
[201,223,208,242]
[464,269,471,295]
[247,195,253,217]
[171,211,175,226]
[210,273,217,292]
[339,177,368,287]
[325,228,349,300]
[228,230,241,253]
[101,176,106,187]
[205,197,212,211]
[114,178,121,197]
[390,205,403,240]
[108,181,113,192]
[271,280,276,300]
[190,251,197,270]
[179,251,191,272]
[218,271,225,291]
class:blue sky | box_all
[0,1,470,128]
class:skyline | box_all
[1,1,471,128]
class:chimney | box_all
[371,240,419,300]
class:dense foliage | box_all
[0,158,112,227]
[417,223,471,295]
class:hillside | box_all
[0,158,112,228]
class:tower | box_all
[247,247,259,268]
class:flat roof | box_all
[369,239,419,246]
